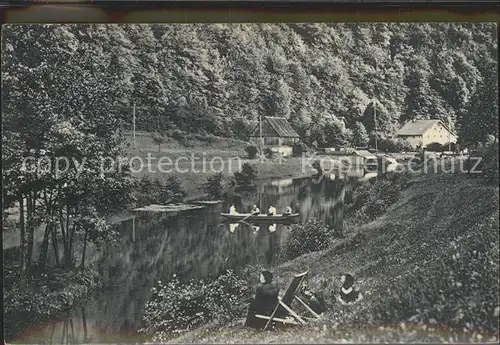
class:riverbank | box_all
[162,173,499,343]
[3,264,101,342]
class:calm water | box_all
[12,175,355,344]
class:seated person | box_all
[300,284,326,315]
[268,205,277,216]
[251,204,260,214]
[245,270,279,329]
[284,206,292,215]
[229,204,238,215]
[336,273,363,305]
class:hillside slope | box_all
[170,174,499,343]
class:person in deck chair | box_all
[336,273,363,305]
[245,270,280,329]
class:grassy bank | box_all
[164,173,499,343]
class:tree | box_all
[234,163,258,187]
[2,24,133,272]
[161,177,187,204]
[458,59,498,147]
[152,132,166,152]
[203,173,223,200]
[352,121,369,147]
[245,145,258,159]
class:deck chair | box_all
[255,271,321,330]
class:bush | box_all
[312,160,323,176]
[372,138,413,153]
[347,172,412,221]
[140,270,252,341]
[134,176,164,206]
[161,177,187,204]
[285,218,336,260]
[203,173,223,200]
[245,145,258,159]
[292,141,308,157]
[263,147,275,159]
[234,163,258,187]
[467,141,498,184]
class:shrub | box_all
[161,177,187,204]
[234,163,258,187]
[312,160,323,176]
[263,147,274,159]
[467,141,498,184]
[245,145,258,159]
[292,141,308,157]
[285,218,335,260]
[203,173,223,200]
[140,270,252,341]
[347,172,412,221]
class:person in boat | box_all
[268,205,277,216]
[251,204,260,215]
[284,206,292,216]
[336,273,363,305]
[229,204,238,215]
[300,284,326,315]
[245,270,280,329]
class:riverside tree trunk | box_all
[80,229,88,270]
[19,195,25,275]
[25,194,34,273]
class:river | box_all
[11,175,356,344]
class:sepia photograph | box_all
[2,19,499,344]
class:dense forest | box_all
[3,23,497,148]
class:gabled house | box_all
[249,117,300,157]
[396,119,457,150]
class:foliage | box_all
[3,266,100,340]
[234,163,258,187]
[133,176,164,206]
[347,172,412,221]
[140,270,252,341]
[352,121,370,147]
[457,58,498,148]
[161,176,187,204]
[2,24,134,272]
[292,140,309,157]
[263,147,275,159]
[370,137,414,153]
[285,218,336,260]
[312,160,323,176]
[466,140,499,185]
[151,132,166,152]
[245,145,258,159]
[203,173,224,200]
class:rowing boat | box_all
[220,213,299,222]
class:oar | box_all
[239,210,259,224]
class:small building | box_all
[249,117,300,157]
[396,119,457,150]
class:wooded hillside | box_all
[2,23,498,147]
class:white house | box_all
[396,119,457,150]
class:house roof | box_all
[397,119,456,136]
[250,117,300,138]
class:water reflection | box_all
[14,175,354,343]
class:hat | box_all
[261,270,273,283]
